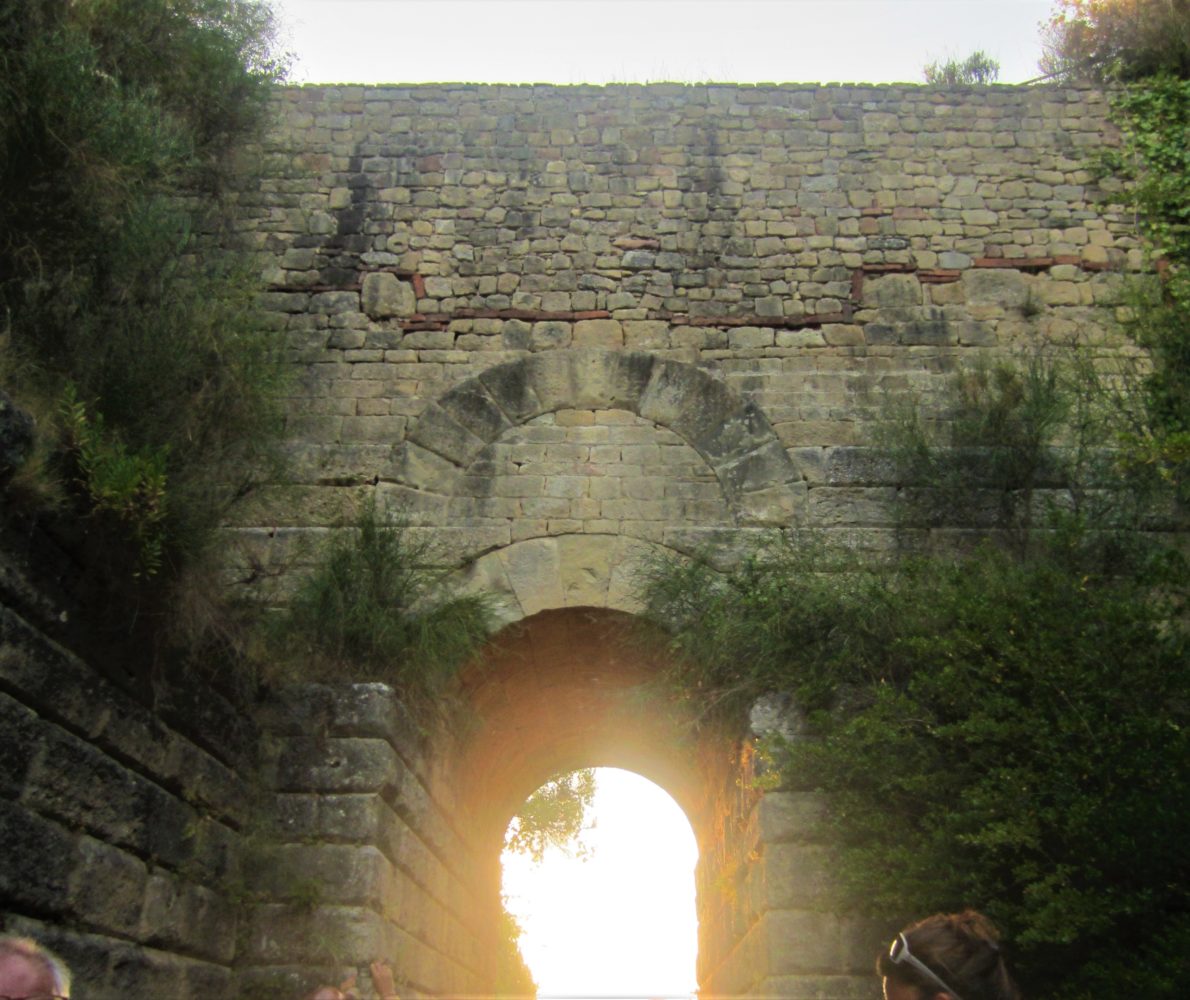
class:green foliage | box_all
[641,321,1188,997]
[923,50,1001,85]
[1040,0,1190,82]
[641,533,1189,999]
[494,899,536,996]
[879,351,1181,560]
[274,500,493,702]
[1102,75,1190,501]
[0,0,288,593]
[1110,77,1190,263]
[59,384,168,576]
[505,769,596,862]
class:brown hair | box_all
[877,910,1022,1000]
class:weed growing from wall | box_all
[270,499,493,712]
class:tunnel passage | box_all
[451,606,720,866]
[449,605,749,995]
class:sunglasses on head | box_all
[886,932,965,1000]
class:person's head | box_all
[876,911,1021,1000]
[301,989,345,1000]
[0,936,71,1000]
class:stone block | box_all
[530,320,573,350]
[962,267,1029,308]
[527,349,656,413]
[244,904,390,964]
[438,381,513,444]
[822,447,899,486]
[310,291,360,315]
[756,974,875,999]
[758,843,837,909]
[23,726,156,854]
[764,909,879,975]
[396,441,464,494]
[758,791,830,844]
[899,316,955,346]
[862,273,921,308]
[478,359,546,424]
[499,537,564,615]
[573,319,625,347]
[0,798,75,915]
[0,690,42,796]
[735,483,806,527]
[639,362,775,467]
[248,843,390,912]
[558,534,614,606]
[139,872,237,963]
[361,272,416,318]
[275,737,405,795]
[717,441,800,496]
[807,486,897,527]
[407,403,487,466]
[69,836,147,936]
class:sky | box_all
[502,768,700,999]
[270,0,1060,87]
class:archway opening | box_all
[502,767,699,1000]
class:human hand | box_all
[338,972,359,999]
[369,960,398,999]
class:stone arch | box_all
[448,606,876,998]
[454,607,716,857]
[399,348,804,527]
[452,533,669,629]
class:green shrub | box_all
[923,50,1001,85]
[640,532,1189,999]
[273,500,493,704]
[505,769,596,862]
[0,0,288,593]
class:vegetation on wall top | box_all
[0,0,289,619]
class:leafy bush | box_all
[505,769,596,862]
[1041,0,1190,81]
[0,0,288,593]
[640,533,1189,999]
[1100,75,1190,502]
[59,384,168,576]
[923,50,1001,85]
[273,500,494,704]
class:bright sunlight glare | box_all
[502,768,699,1000]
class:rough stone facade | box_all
[217,81,1134,1000]
[3,82,1135,999]
[0,536,255,999]
[238,82,1131,584]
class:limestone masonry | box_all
[2,83,1136,1000]
[237,82,1133,620]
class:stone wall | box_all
[226,82,1132,999]
[2,82,1136,1000]
[235,81,1132,598]
[0,533,255,1000]
[244,684,502,1000]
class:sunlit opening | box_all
[502,768,699,1000]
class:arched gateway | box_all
[3,82,1134,999]
[237,80,1127,998]
[259,604,875,1000]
